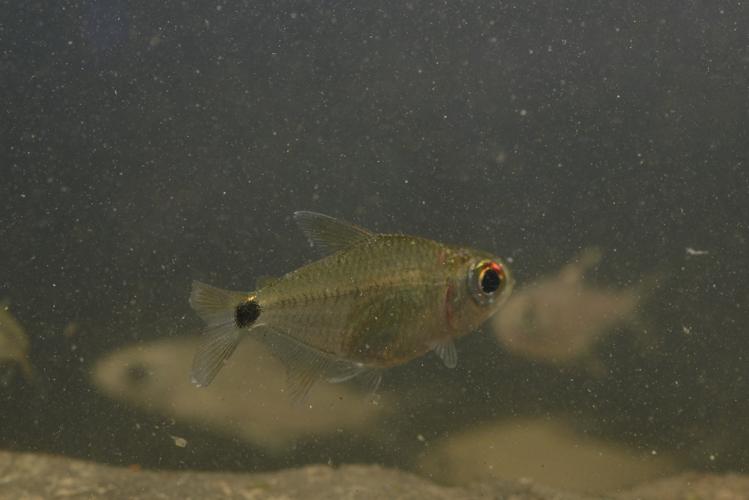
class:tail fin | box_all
[189,281,251,387]
[189,281,248,327]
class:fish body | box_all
[257,234,499,366]
[190,211,513,400]
[91,335,389,451]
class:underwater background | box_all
[1,0,747,495]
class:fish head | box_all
[446,249,514,336]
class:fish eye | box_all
[480,266,501,294]
[125,362,150,386]
[471,260,506,303]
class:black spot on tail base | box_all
[235,298,261,328]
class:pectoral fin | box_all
[293,211,374,256]
[431,339,458,368]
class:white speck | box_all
[417,434,425,442]
[519,109,527,116]
[404,179,409,184]
[171,435,188,448]
[709,453,716,461]
[686,247,709,256]
[682,325,692,335]
[650,449,657,456]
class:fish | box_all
[91,334,390,451]
[416,417,679,493]
[189,211,514,400]
[492,248,643,370]
[0,301,35,383]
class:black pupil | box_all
[480,268,501,294]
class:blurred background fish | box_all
[91,333,391,453]
[0,301,35,384]
[492,248,647,373]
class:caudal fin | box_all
[189,281,251,387]
[189,281,248,327]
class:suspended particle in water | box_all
[170,435,188,448]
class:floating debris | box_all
[685,247,709,256]
[170,435,188,448]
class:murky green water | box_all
[2,1,747,495]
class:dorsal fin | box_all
[293,211,374,256]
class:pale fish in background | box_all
[0,301,34,383]
[416,418,680,494]
[190,211,514,400]
[91,334,391,452]
[492,248,645,370]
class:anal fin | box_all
[253,325,378,403]
[356,369,383,396]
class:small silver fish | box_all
[190,211,514,400]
